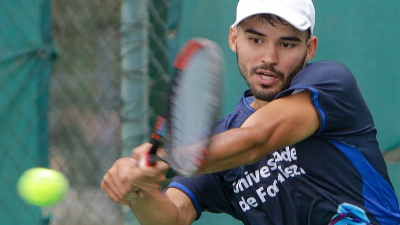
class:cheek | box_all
[282,50,303,61]
[238,53,255,74]
[238,47,261,66]
[280,51,306,69]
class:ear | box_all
[305,36,318,62]
[228,27,238,53]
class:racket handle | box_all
[141,149,176,178]
[147,139,160,166]
[148,115,166,166]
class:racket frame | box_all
[145,38,222,176]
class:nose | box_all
[260,46,278,65]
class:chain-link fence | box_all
[50,0,170,224]
[50,0,122,223]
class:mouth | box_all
[256,70,277,81]
[259,73,275,80]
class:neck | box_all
[250,98,269,111]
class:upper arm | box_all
[164,187,198,225]
[242,90,320,157]
[203,90,321,172]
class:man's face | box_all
[230,16,312,103]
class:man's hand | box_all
[101,143,170,205]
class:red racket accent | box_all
[151,133,159,140]
[173,40,203,70]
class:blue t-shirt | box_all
[166,61,400,225]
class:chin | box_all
[252,91,276,102]
[252,85,282,100]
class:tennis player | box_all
[101,0,400,224]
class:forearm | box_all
[129,190,185,225]
[101,147,196,224]
[200,126,270,173]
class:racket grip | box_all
[147,139,160,166]
[141,150,175,178]
[141,151,160,168]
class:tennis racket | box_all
[142,38,223,177]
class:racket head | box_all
[162,38,224,176]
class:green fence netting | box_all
[0,0,54,224]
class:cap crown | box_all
[232,0,315,35]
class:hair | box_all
[242,14,311,39]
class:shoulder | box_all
[300,60,354,81]
[213,90,255,134]
[292,60,357,91]
[304,60,350,73]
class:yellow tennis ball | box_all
[17,167,69,207]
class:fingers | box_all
[101,178,135,205]
[101,157,139,205]
[117,158,139,193]
[132,154,169,190]
[131,142,170,183]
[101,155,169,205]
[138,157,169,181]
[131,142,168,159]
[131,142,153,160]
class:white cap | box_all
[231,0,315,35]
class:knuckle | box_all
[100,181,106,190]
[115,191,125,200]
[102,172,109,180]
[109,195,119,202]
[119,175,129,184]
[108,166,117,175]
[120,189,128,197]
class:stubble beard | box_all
[236,50,307,102]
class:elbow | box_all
[245,132,276,165]
[245,146,264,165]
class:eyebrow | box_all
[280,36,302,42]
[244,28,266,37]
[244,28,303,42]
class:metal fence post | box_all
[121,0,149,224]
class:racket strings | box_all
[166,40,222,176]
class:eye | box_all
[250,38,262,44]
[281,42,294,48]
